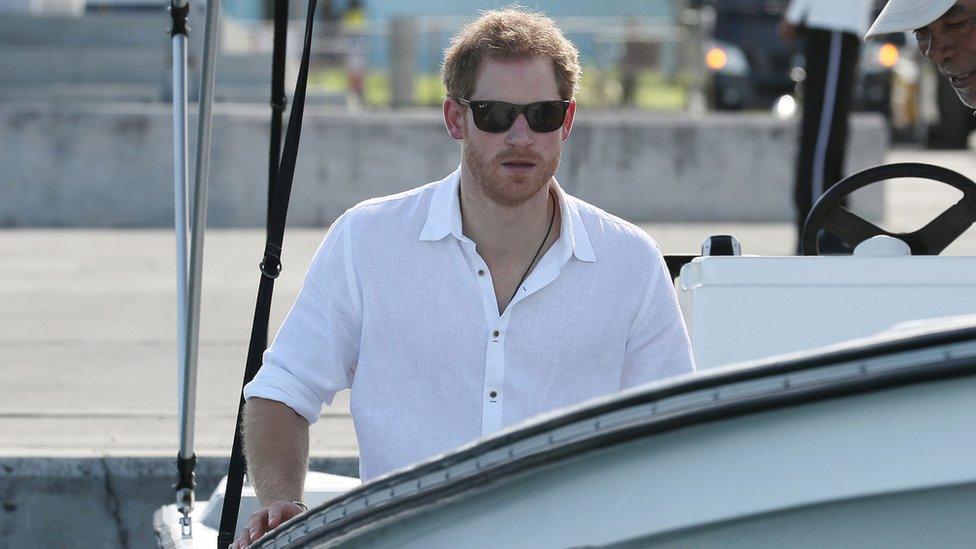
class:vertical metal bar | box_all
[173,31,191,464]
[181,0,220,464]
[170,0,195,538]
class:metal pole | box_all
[173,11,190,462]
[169,0,196,539]
[173,27,189,423]
[182,0,220,471]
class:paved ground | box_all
[2,147,975,458]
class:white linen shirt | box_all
[785,0,875,37]
[244,168,695,481]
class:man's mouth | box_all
[947,69,976,87]
[501,160,537,169]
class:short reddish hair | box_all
[441,8,582,101]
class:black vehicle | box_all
[701,0,796,110]
[698,0,900,116]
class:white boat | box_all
[246,316,976,548]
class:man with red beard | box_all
[232,8,694,547]
[867,0,976,109]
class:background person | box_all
[779,0,875,253]
[868,0,976,108]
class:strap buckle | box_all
[271,95,288,112]
[260,243,282,279]
[260,257,281,279]
[168,2,190,37]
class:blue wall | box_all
[369,0,671,18]
[224,0,673,21]
[223,0,677,70]
[375,1,676,71]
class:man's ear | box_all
[444,98,466,141]
[561,100,577,142]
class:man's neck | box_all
[458,172,557,261]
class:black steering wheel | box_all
[802,162,976,255]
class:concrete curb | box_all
[0,455,358,548]
[0,104,887,227]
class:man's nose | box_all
[504,112,534,147]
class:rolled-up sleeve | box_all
[244,211,362,424]
[620,246,695,389]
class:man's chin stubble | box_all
[479,173,548,208]
[464,147,559,208]
[959,90,976,109]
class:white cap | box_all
[865,0,957,40]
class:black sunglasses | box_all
[457,98,571,134]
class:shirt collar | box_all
[418,167,464,242]
[419,166,597,263]
[552,180,596,263]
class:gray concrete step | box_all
[0,47,169,85]
[0,12,200,49]
[0,83,164,102]
[0,49,273,84]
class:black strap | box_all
[267,0,289,234]
[168,1,190,37]
[175,452,197,492]
[216,0,318,545]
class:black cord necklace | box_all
[511,191,556,305]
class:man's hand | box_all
[231,500,306,548]
[235,398,311,547]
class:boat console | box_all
[681,162,976,369]
[679,241,976,369]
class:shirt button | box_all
[478,269,485,276]
[492,330,500,338]
[489,390,498,398]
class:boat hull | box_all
[255,323,976,548]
